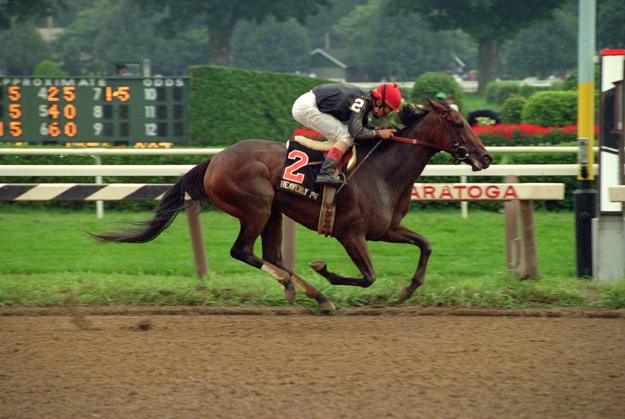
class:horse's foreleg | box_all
[309,235,377,287]
[376,225,432,304]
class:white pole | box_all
[95,155,103,219]
[460,175,468,218]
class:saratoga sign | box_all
[411,183,565,201]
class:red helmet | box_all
[372,83,402,112]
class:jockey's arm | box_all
[349,112,396,140]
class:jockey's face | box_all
[373,98,392,118]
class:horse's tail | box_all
[87,158,213,244]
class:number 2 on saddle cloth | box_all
[278,140,353,204]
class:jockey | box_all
[292,82,402,186]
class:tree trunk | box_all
[477,38,499,96]
[209,28,232,67]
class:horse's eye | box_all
[455,122,464,129]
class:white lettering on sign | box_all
[2,78,107,87]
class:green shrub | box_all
[485,81,519,105]
[517,84,536,99]
[521,91,577,127]
[33,60,68,77]
[561,71,577,91]
[411,72,463,110]
[500,95,526,124]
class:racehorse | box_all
[88,100,492,311]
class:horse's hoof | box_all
[318,299,336,312]
[398,287,411,304]
[284,288,296,305]
[308,260,326,272]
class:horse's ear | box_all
[428,99,444,111]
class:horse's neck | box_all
[396,116,444,183]
[387,143,437,188]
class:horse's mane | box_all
[393,103,430,137]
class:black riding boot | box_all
[316,157,343,186]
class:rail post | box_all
[184,200,209,278]
[504,175,520,270]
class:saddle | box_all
[279,136,357,237]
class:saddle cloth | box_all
[278,138,354,203]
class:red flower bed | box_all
[471,124,599,146]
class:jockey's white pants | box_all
[291,91,354,147]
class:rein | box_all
[344,108,470,183]
[388,135,455,154]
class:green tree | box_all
[305,0,368,50]
[0,22,51,75]
[387,0,567,94]
[334,0,476,81]
[231,16,311,73]
[500,2,577,79]
[597,0,625,49]
[131,0,330,66]
[0,0,66,29]
[54,0,209,75]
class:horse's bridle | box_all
[390,108,469,164]
[345,108,470,184]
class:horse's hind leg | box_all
[231,213,335,311]
[261,217,335,310]
[260,209,296,304]
[205,158,334,311]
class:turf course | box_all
[1,207,623,309]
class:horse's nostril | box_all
[483,154,493,166]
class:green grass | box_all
[1,207,623,309]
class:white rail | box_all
[0,146,592,220]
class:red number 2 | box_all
[283,150,309,183]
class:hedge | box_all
[189,66,331,147]
[485,81,519,105]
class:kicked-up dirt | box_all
[1,306,624,419]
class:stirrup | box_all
[316,173,343,186]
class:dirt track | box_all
[1,306,624,419]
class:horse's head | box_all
[427,100,493,171]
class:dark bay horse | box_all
[89,100,492,311]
